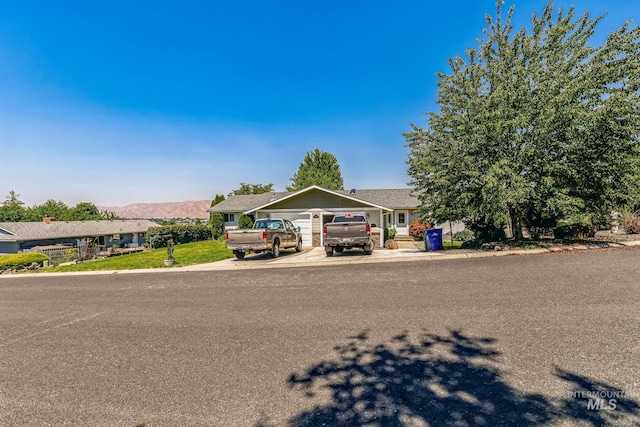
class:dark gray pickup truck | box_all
[323,212,374,257]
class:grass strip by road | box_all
[43,239,233,272]
[442,241,463,250]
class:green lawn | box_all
[45,239,233,272]
[38,238,463,273]
[442,241,464,250]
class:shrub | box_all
[622,211,640,234]
[238,214,254,229]
[147,224,212,248]
[0,253,49,270]
[452,230,475,242]
[553,224,595,239]
[384,228,397,241]
[468,221,507,242]
[409,219,431,240]
[210,212,224,239]
[564,213,592,226]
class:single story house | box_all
[209,185,463,248]
[0,219,159,255]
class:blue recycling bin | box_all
[425,228,443,251]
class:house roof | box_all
[209,186,418,214]
[335,188,418,209]
[0,220,160,243]
[209,192,291,213]
[245,185,394,213]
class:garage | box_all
[276,213,312,247]
[216,186,398,248]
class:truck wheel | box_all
[364,243,373,255]
[325,248,334,257]
[295,239,302,252]
[234,250,245,260]
[271,240,280,258]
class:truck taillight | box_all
[262,230,268,240]
[366,224,371,234]
[225,232,229,240]
[323,226,327,236]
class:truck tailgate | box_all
[325,223,369,239]
[227,229,265,245]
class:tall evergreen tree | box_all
[209,194,226,239]
[0,191,27,221]
[287,148,344,191]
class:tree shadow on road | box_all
[258,329,640,426]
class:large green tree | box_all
[27,199,71,221]
[405,1,640,239]
[229,183,274,196]
[287,148,344,191]
[0,191,27,221]
[69,202,102,221]
[0,193,116,222]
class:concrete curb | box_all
[3,240,640,278]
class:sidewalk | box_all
[134,239,640,272]
[4,240,640,278]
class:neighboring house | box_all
[209,185,464,248]
[0,219,159,255]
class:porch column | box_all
[379,210,384,247]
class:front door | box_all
[395,210,409,236]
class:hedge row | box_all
[0,253,49,270]
[147,224,212,248]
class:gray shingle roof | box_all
[336,189,418,209]
[209,187,418,213]
[0,220,160,242]
[209,192,291,213]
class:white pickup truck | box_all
[226,218,303,260]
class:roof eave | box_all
[244,185,393,214]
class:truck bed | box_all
[226,229,266,246]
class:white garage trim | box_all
[257,210,313,247]
[255,207,385,247]
[290,217,312,247]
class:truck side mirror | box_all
[371,224,377,228]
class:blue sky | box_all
[1,1,638,206]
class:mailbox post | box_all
[162,234,175,265]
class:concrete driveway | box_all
[189,246,454,270]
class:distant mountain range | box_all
[99,200,211,219]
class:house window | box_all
[398,213,406,224]
[224,213,235,222]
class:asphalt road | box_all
[1,249,639,426]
